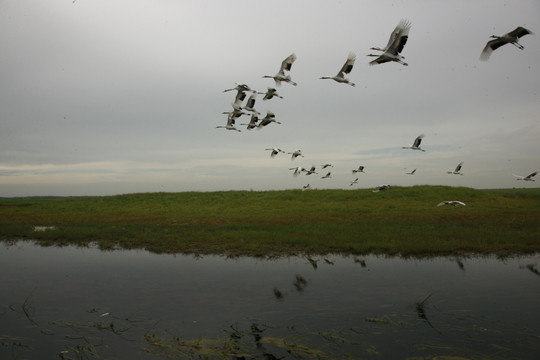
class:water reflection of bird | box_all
[520,264,540,276]
[294,274,308,292]
[415,291,441,334]
[306,256,318,270]
[453,257,465,271]
[273,287,284,299]
[354,257,366,267]
[324,258,334,265]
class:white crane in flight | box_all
[320,53,357,87]
[447,162,464,175]
[321,172,332,179]
[368,19,411,66]
[258,87,283,100]
[402,134,425,152]
[352,166,365,174]
[257,111,281,128]
[265,148,285,158]
[263,53,298,86]
[305,166,318,175]
[216,116,241,132]
[288,149,304,160]
[480,26,533,61]
[240,113,259,130]
[513,171,537,181]
[406,168,417,175]
[289,166,306,176]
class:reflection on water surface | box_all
[1,241,539,359]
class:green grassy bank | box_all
[1,186,539,257]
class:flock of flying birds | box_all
[218,21,536,199]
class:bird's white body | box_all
[437,201,466,207]
[320,53,357,87]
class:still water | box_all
[1,241,539,359]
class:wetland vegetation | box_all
[1,186,539,256]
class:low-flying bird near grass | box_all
[373,184,391,192]
[513,171,537,181]
[258,88,283,100]
[480,26,533,61]
[265,148,285,158]
[288,149,304,160]
[368,19,411,66]
[437,201,466,207]
[352,165,365,174]
[350,178,359,186]
[263,53,297,86]
[320,53,357,86]
[402,134,425,152]
[447,162,464,175]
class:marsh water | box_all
[1,241,539,359]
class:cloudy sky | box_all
[0,0,539,196]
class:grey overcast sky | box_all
[1,0,539,196]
